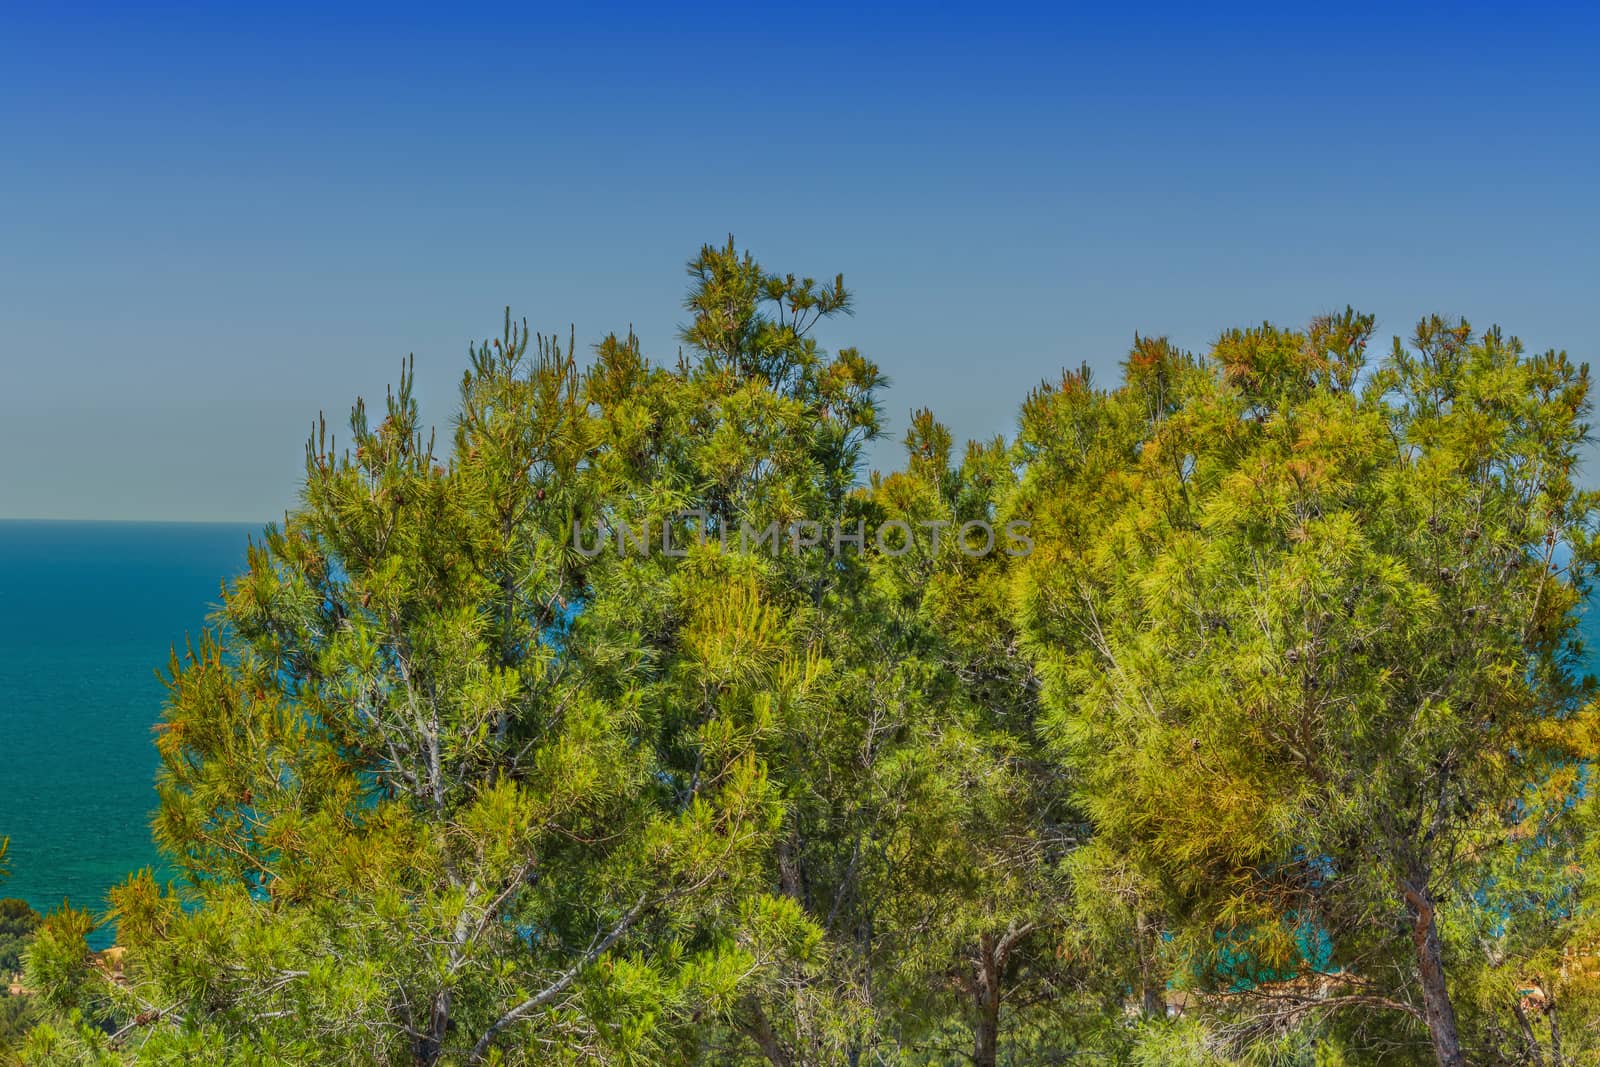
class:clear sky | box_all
[2,2,1597,521]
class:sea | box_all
[0,520,1596,951]
[0,520,256,948]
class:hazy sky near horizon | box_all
[2,3,1598,521]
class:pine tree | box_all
[851,411,1103,1067]
[1017,314,1600,1065]
[23,312,789,1064]
[577,239,891,1064]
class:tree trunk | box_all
[1137,913,1167,1018]
[1511,999,1545,1067]
[1548,996,1564,1067]
[777,828,803,903]
[973,933,1001,1067]
[418,988,450,1066]
[741,1000,793,1067]
[1401,877,1466,1067]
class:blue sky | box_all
[2,2,1597,520]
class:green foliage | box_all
[0,899,40,977]
[16,250,1600,1067]
[0,846,42,1058]
[1016,312,1600,1066]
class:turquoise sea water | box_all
[0,521,255,948]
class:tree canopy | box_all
[15,245,1600,1067]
